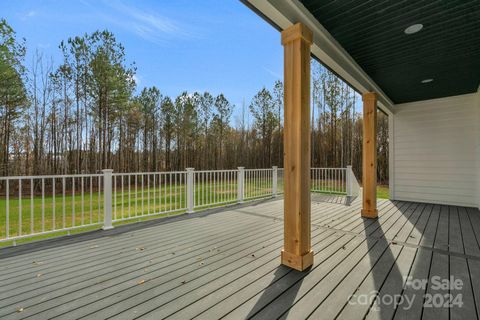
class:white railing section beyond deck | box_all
[311,167,347,194]
[346,165,361,198]
[0,166,359,243]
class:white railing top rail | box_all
[0,167,354,180]
[112,171,187,176]
[194,169,237,173]
[0,173,103,180]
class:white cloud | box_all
[103,1,195,44]
[263,67,282,79]
[21,10,36,20]
[37,43,51,49]
[132,74,141,86]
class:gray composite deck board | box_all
[434,205,450,252]
[468,207,480,251]
[394,203,426,243]
[407,204,434,246]
[155,231,342,320]
[0,196,479,319]
[449,206,465,254]
[0,208,285,310]
[392,248,433,320]
[2,210,289,318]
[420,204,441,248]
[422,252,450,320]
[364,245,418,320]
[449,256,477,320]
[458,207,480,257]
[469,259,480,318]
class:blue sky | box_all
[2,0,284,122]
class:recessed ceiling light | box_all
[404,24,423,34]
[421,79,433,83]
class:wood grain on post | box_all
[281,23,314,271]
[361,92,378,218]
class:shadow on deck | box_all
[0,196,479,319]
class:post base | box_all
[361,209,378,219]
[102,226,114,230]
[281,250,314,271]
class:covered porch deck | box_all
[1,197,479,319]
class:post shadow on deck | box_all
[361,218,405,319]
[246,265,305,319]
[358,201,452,319]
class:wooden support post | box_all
[362,92,378,218]
[281,23,314,271]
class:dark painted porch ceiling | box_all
[300,0,480,103]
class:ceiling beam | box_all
[243,0,395,115]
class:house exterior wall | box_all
[392,93,479,208]
[477,91,480,208]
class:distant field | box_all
[377,185,390,199]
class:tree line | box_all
[0,19,388,183]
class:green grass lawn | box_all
[311,178,346,195]
[377,185,390,199]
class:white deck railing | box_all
[0,166,359,243]
[192,169,237,209]
[111,171,188,223]
[0,173,105,242]
[311,167,347,194]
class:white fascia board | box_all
[245,0,395,115]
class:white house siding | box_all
[392,93,480,207]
